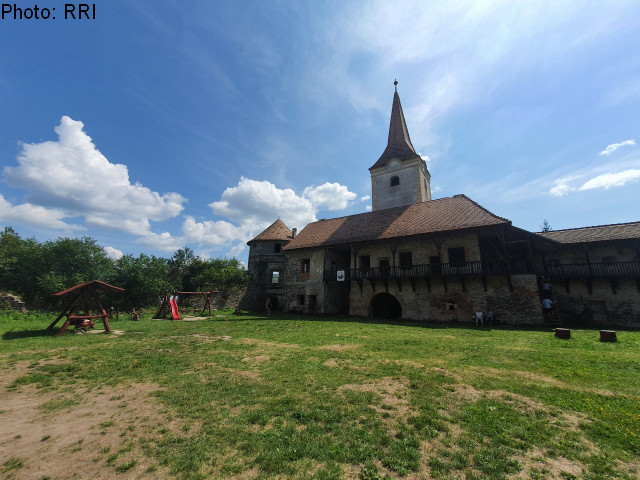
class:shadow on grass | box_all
[2,328,58,340]
[221,311,640,333]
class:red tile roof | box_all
[249,219,292,243]
[537,222,640,244]
[284,195,510,250]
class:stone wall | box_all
[550,278,640,327]
[0,293,26,312]
[349,274,543,325]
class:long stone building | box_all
[241,86,640,327]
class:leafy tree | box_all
[110,254,171,308]
[540,219,553,232]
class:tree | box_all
[110,254,171,308]
[540,219,553,232]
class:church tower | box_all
[369,81,431,211]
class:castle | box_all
[240,85,640,326]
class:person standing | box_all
[542,298,555,317]
[541,277,552,299]
[475,311,484,326]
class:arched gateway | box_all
[371,293,402,319]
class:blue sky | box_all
[1,1,639,264]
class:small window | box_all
[274,243,281,253]
[399,252,412,270]
[602,256,616,263]
[271,271,280,284]
[390,176,400,187]
[296,295,305,306]
[448,247,466,265]
[301,259,310,273]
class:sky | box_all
[1,0,640,265]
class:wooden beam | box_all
[461,276,466,292]
[586,278,593,295]
[48,292,80,330]
[609,278,618,295]
[89,286,110,333]
[396,279,402,292]
[383,279,388,293]
[443,277,448,292]
[424,278,431,293]
[507,275,513,293]
[356,279,363,293]
[482,276,487,292]
[368,279,375,292]
[410,278,416,292]
[564,278,570,294]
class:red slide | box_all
[169,298,181,320]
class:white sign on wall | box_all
[336,270,346,281]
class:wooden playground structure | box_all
[47,281,124,335]
[155,289,218,320]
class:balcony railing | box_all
[546,261,640,278]
[323,260,533,281]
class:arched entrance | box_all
[371,293,402,319]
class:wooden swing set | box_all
[154,289,218,320]
[47,281,125,335]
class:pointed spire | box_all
[370,81,417,170]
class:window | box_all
[296,295,305,306]
[271,271,280,284]
[429,255,442,276]
[274,243,281,253]
[379,258,390,277]
[448,247,466,265]
[399,252,412,270]
[359,255,370,273]
[390,176,400,186]
[301,259,310,273]
[602,256,617,263]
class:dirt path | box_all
[0,361,176,479]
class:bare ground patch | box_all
[319,344,361,351]
[240,338,299,349]
[0,363,180,479]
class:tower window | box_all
[390,176,399,186]
[274,243,281,252]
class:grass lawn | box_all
[1,310,639,479]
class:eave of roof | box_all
[53,280,125,297]
[284,195,511,251]
[537,221,640,244]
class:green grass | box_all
[2,309,639,479]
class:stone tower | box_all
[369,82,431,211]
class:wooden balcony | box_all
[547,261,640,278]
[323,260,533,282]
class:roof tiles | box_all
[284,195,510,250]
[537,222,640,244]
[249,219,292,243]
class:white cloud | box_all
[2,116,186,235]
[579,169,640,191]
[227,243,246,258]
[360,195,371,201]
[104,246,123,260]
[210,177,317,229]
[365,205,372,211]
[0,194,84,231]
[303,182,357,210]
[599,140,636,155]
[137,232,184,252]
[549,176,581,197]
